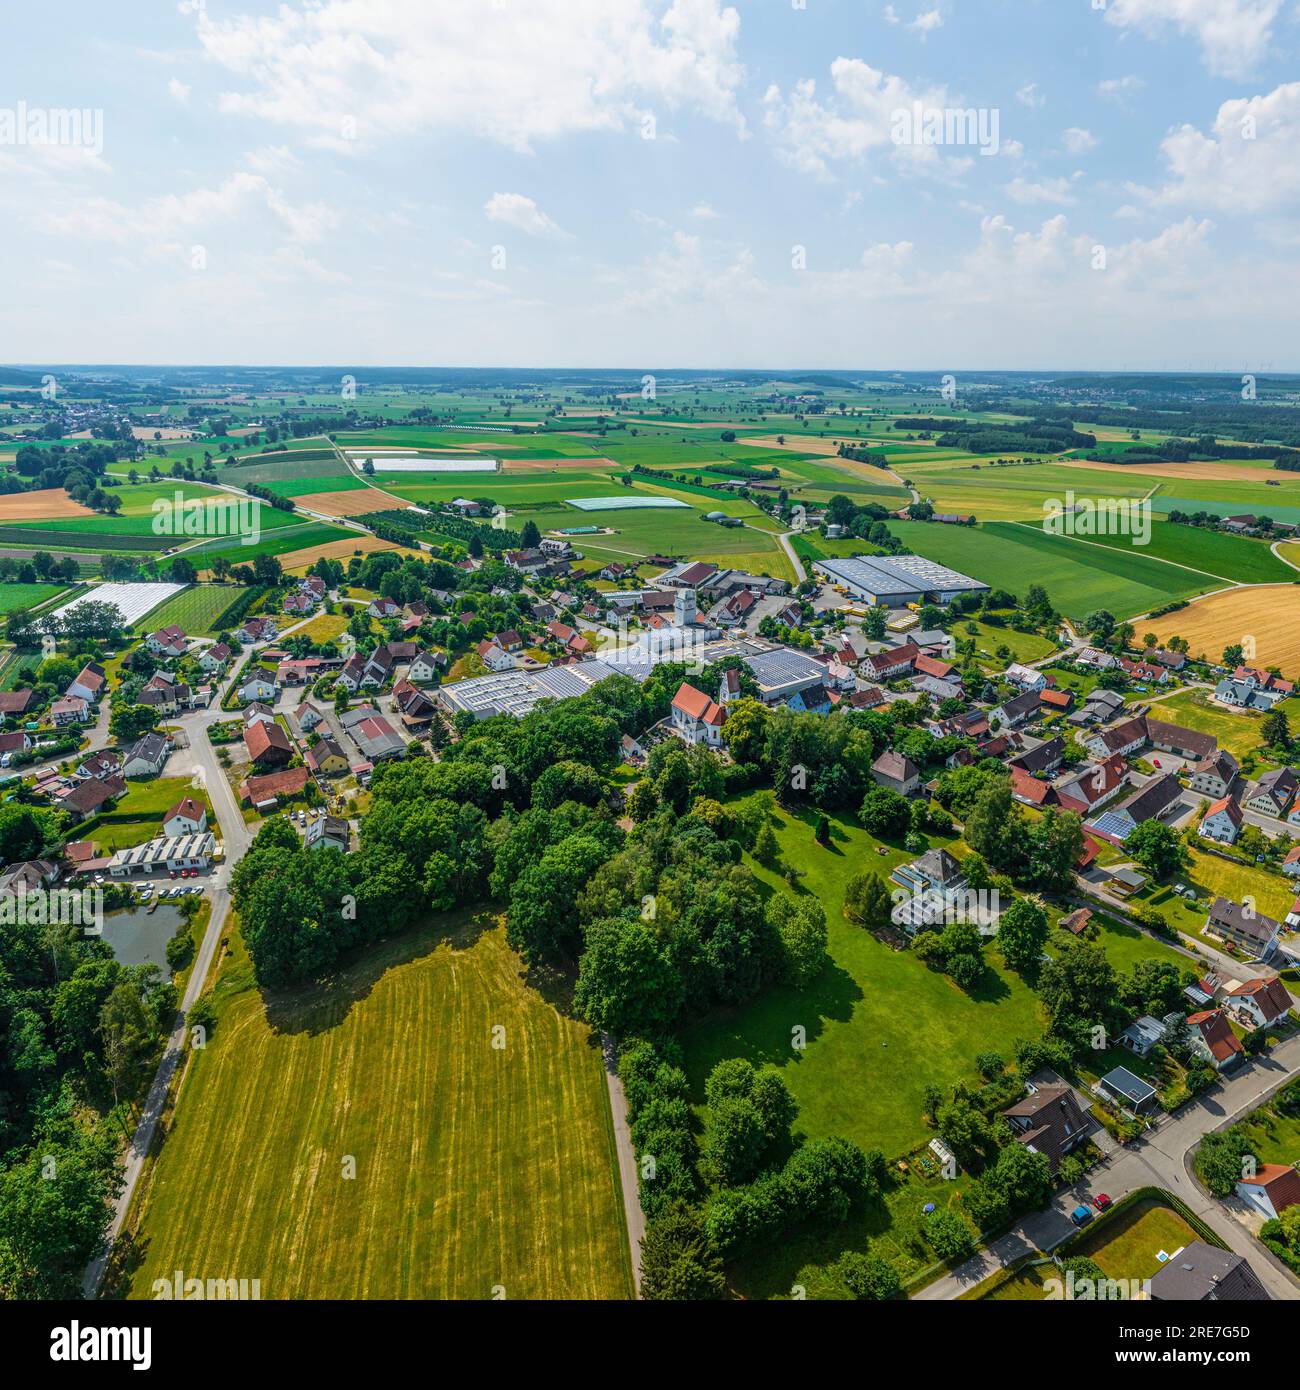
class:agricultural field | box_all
[1064,520,1296,586]
[0,581,72,613]
[54,581,184,628]
[129,584,237,637]
[1146,585,1300,675]
[123,913,633,1300]
[0,488,95,521]
[187,521,357,572]
[888,521,1215,620]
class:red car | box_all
[1092,1193,1113,1211]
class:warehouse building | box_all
[107,832,216,877]
[812,554,989,605]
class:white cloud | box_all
[484,192,568,238]
[1016,83,1045,109]
[1063,127,1097,153]
[168,78,191,104]
[1006,175,1080,205]
[691,202,720,219]
[1102,0,1283,78]
[1097,75,1146,103]
[762,58,955,178]
[1140,82,1300,213]
[192,0,745,152]
[910,9,944,36]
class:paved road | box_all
[601,1035,644,1297]
[915,1034,1300,1300]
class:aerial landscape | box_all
[2,0,1300,1357]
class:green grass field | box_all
[123,911,633,1300]
[130,584,239,637]
[678,800,1046,1161]
[889,520,1215,620]
[1143,689,1293,767]
[0,581,71,613]
[80,777,214,853]
[1068,520,1295,585]
[1070,1198,1200,1283]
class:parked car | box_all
[1070,1205,1093,1227]
[1092,1193,1113,1211]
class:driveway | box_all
[914,1034,1300,1300]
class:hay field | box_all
[294,487,410,517]
[1146,582,1300,674]
[0,488,96,521]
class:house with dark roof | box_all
[1206,896,1281,960]
[1145,718,1216,760]
[1083,715,1148,760]
[1189,749,1240,800]
[122,733,170,778]
[991,689,1041,728]
[1146,1242,1269,1301]
[1002,1085,1090,1175]
[1008,737,1064,777]
[1097,1064,1158,1114]
[1244,767,1298,818]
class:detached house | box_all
[1083,716,1147,761]
[162,796,207,837]
[670,682,727,748]
[1245,767,1298,819]
[1188,1009,1245,1071]
[1236,1165,1300,1223]
[199,642,232,674]
[1198,796,1244,845]
[476,639,515,673]
[68,662,107,705]
[122,733,170,779]
[409,650,446,685]
[144,624,188,658]
[1225,977,1293,1031]
[244,719,293,768]
[861,641,919,683]
[1206,896,1281,961]
[1189,749,1239,800]
[1002,1085,1090,1176]
[871,750,920,796]
[991,690,1040,729]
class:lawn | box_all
[1072,911,1196,976]
[678,799,1047,1161]
[1234,1091,1300,1168]
[1136,847,1294,931]
[121,911,633,1300]
[1070,1197,1200,1284]
[81,777,214,853]
[129,584,238,637]
[1143,687,1292,767]
[956,617,1059,667]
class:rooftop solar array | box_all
[814,554,988,597]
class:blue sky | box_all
[2,0,1298,369]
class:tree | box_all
[859,787,910,839]
[520,519,541,549]
[1222,643,1244,668]
[767,895,828,988]
[1261,709,1291,748]
[573,914,684,1038]
[836,1249,901,1300]
[626,778,658,822]
[753,822,778,866]
[1037,941,1118,1032]
[1197,1129,1256,1198]
[925,1208,975,1262]
[109,703,158,743]
[639,1202,725,1300]
[996,897,1049,974]
[844,871,893,930]
[1126,819,1188,881]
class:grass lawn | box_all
[956,617,1059,667]
[81,776,215,853]
[1070,910,1197,976]
[121,910,633,1300]
[1141,846,1294,925]
[679,799,1047,1162]
[290,612,349,644]
[1141,688,1288,768]
[1235,1093,1300,1167]
[1070,1198,1200,1283]
[965,1259,1053,1300]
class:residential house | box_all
[1188,1009,1246,1071]
[162,796,207,837]
[236,616,277,644]
[244,720,292,768]
[1189,750,1240,800]
[68,662,107,705]
[305,815,351,853]
[1086,774,1182,845]
[1055,755,1130,817]
[1096,1065,1158,1115]
[58,774,126,819]
[1074,647,1121,670]
[199,642,232,673]
[367,597,401,620]
[1245,767,1298,819]
[0,689,34,717]
[1008,737,1064,776]
[476,640,515,673]
[305,735,349,777]
[1120,657,1169,685]
[871,750,920,796]
[1002,1086,1090,1175]
[1284,845,1300,878]
[1215,674,1283,712]
[239,767,309,809]
[1236,1166,1300,1222]
[237,674,277,704]
[670,682,728,748]
[1199,796,1244,845]
[1224,977,1294,1031]
[861,641,919,683]
[361,645,396,688]
[1004,663,1048,690]
[408,650,446,685]
[1206,897,1281,960]
[335,656,366,693]
[1119,1014,1173,1058]
[122,733,170,778]
[243,701,276,727]
[1146,1243,1268,1302]
[50,695,90,726]
[1010,766,1056,807]
[75,749,122,782]
[991,689,1041,729]
[144,624,188,658]
[1083,716,1147,761]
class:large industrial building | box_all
[812,554,989,605]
